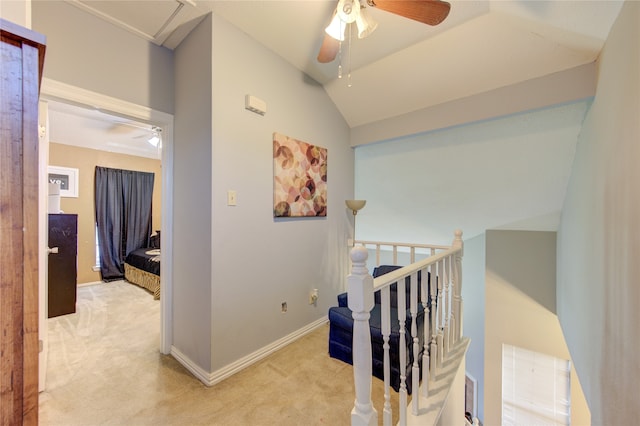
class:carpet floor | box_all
[39,280,397,425]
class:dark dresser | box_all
[48,213,78,318]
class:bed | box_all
[124,232,161,299]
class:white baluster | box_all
[348,247,377,426]
[421,265,431,399]
[449,256,455,349]
[430,261,439,379]
[443,256,450,357]
[449,254,457,347]
[397,277,407,426]
[437,259,445,367]
[410,272,420,416]
[452,230,464,343]
[381,286,392,426]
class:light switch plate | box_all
[227,190,237,206]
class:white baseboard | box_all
[170,346,212,385]
[171,317,328,387]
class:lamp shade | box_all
[326,0,361,41]
[345,199,366,213]
[356,7,378,39]
[325,12,346,41]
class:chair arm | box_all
[337,292,348,307]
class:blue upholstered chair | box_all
[328,265,431,394]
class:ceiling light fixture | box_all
[325,10,347,41]
[325,0,377,86]
[148,126,161,147]
[326,0,377,40]
[355,4,378,38]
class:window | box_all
[502,344,571,426]
[93,225,101,271]
[466,372,478,419]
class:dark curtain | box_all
[95,166,155,281]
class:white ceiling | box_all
[50,0,623,156]
[47,100,162,159]
[207,0,621,127]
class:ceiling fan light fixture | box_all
[355,5,377,39]
[337,0,359,23]
[325,11,346,41]
[326,0,362,41]
[148,126,161,147]
[318,0,451,65]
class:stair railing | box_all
[349,230,464,426]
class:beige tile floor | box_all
[39,281,396,426]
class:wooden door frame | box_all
[0,18,46,424]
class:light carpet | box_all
[39,280,398,425]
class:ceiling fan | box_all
[317,0,451,63]
[106,122,162,147]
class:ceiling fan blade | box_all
[368,0,451,26]
[317,33,340,63]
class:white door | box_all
[38,100,50,392]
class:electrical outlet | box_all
[309,289,319,305]
[281,301,287,313]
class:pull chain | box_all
[338,39,343,79]
[337,19,344,79]
[347,22,352,87]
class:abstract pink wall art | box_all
[273,132,327,217]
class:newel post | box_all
[452,229,464,343]
[348,246,378,426]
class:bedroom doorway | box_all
[38,80,174,390]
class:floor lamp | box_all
[345,199,366,245]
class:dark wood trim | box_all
[21,40,42,424]
[0,18,46,89]
[0,18,46,426]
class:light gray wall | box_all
[484,230,589,426]
[350,64,596,147]
[461,233,485,420]
[208,14,353,370]
[172,13,213,372]
[556,1,640,424]
[354,100,589,246]
[31,1,174,114]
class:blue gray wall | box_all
[208,13,353,370]
[32,1,174,114]
[557,2,640,424]
[172,12,214,372]
[171,12,354,373]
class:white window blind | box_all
[502,344,571,426]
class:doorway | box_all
[38,79,174,390]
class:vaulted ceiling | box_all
[68,0,623,127]
[48,0,623,156]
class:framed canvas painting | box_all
[273,132,327,217]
